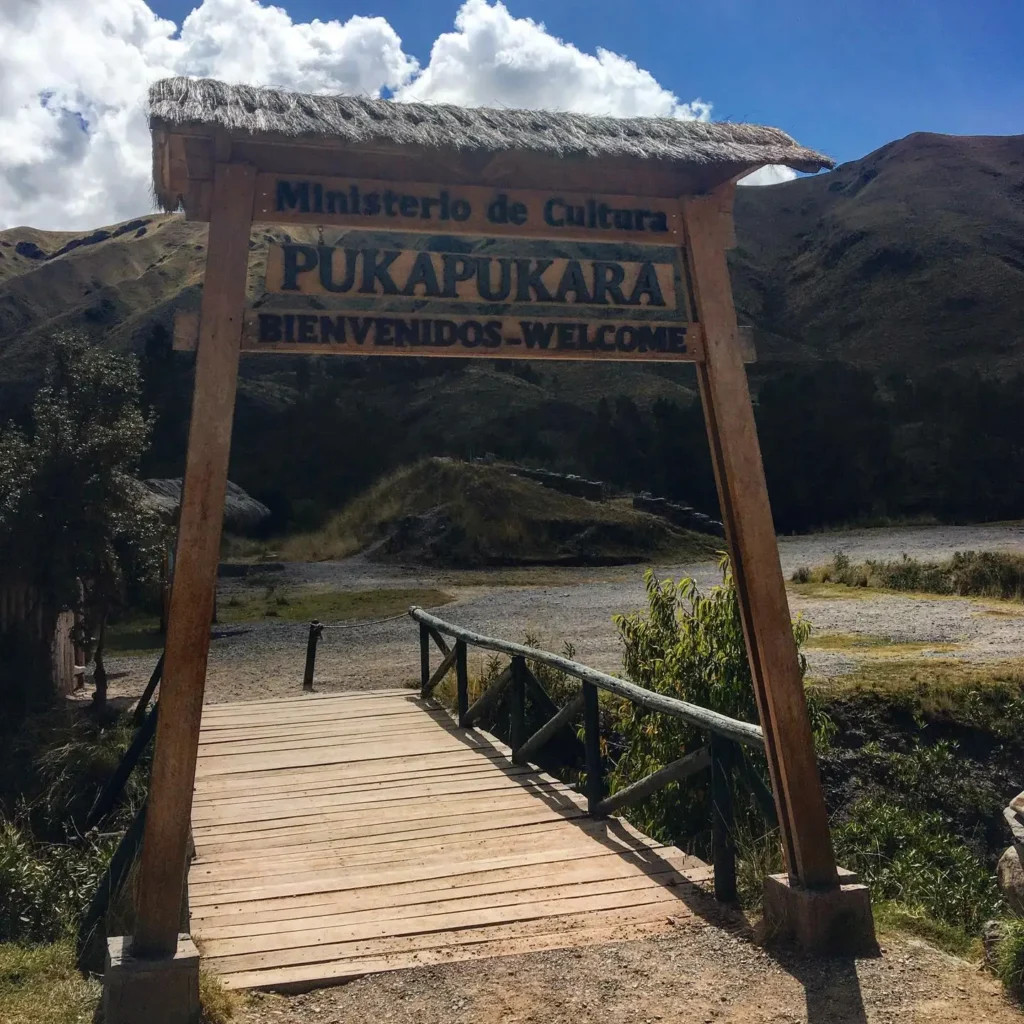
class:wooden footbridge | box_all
[181,609,771,991]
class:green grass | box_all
[804,631,961,655]
[0,943,243,1024]
[873,902,983,959]
[106,586,453,652]
[808,654,1024,706]
[105,615,164,654]
[995,918,1024,993]
[788,581,895,601]
[0,942,98,1024]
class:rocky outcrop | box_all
[139,478,271,534]
[997,791,1024,916]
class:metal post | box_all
[302,620,323,692]
[456,640,469,727]
[509,656,527,753]
[583,681,604,814]
[420,623,431,698]
[711,734,738,902]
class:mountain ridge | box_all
[1,130,1022,402]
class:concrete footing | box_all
[103,934,200,1024]
[763,870,878,956]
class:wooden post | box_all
[509,656,527,753]
[710,735,737,902]
[455,640,469,727]
[419,623,431,698]
[682,189,839,891]
[302,621,323,692]
[582,681,604,814]
[132,162,256,957]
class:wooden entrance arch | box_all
[135,77,868,959]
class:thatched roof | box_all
[149,77,832,211]
[140,479,271,534]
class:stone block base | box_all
[763,872,878,956]
[103,934,200,1024]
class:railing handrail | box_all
[408,606,764,748]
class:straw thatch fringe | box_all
[149,77,832,196]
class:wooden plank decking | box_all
[189,690,710,991]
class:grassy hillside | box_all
[732,132,1024,373]
[277,457,717,566]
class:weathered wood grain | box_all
[191,691,709,990]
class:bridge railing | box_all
[410,605,777,903]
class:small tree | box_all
[0,334,163,706]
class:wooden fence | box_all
[0,578,81,695]
[411,605,777,903]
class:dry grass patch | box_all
[805,631,961,656]
[274,458,717,567]
[0,942,98,1024]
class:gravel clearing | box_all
[97,522,1024,1019]
[100,521,1024,705]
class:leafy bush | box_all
[0,818,115,943]
[832,799,999,934]
[607,561,828,850]
[0,708,148,944]
[0,334,163,706]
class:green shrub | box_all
[607,561,827,850]
[0,708,148,944]
[832,799,999,934]
[0,818,115,943]
[795,550,1024,601]
[996,918,1024,993]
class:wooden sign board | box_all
[254,175,681,244]
[173,231,703,361]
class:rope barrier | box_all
[215,610,412,631]
[319,611,410,630]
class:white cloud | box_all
[0,0,415,229]
[0,0,784,231]
[738,164,799,187]
[396,0,710,119]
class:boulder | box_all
[997,844,1024,916]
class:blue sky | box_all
[2,0,1020,229]
[148,0,1023,167]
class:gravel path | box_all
[238,926,1023,1024]
[100,521,1024,705]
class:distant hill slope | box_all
[275,457,716,567]
[1,131,1021,397]
[731,132,1024,373]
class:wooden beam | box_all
[461,665,513,729]
[512,691,584,767]
[133,161,257,956]
[594,746,710,817]
[422,647,458,699]
[681,189,839,891]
